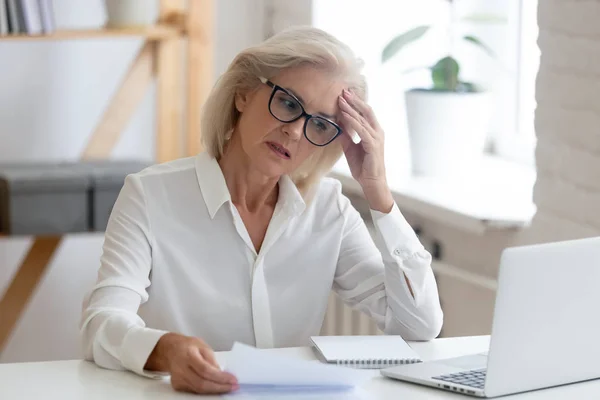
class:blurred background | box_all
[1,0,598,364]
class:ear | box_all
[235,90,250,113]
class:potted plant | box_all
[382,4,502,176]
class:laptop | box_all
[380,236,600,398]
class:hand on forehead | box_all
[272,66,348,122]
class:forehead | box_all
[270,66,346,117]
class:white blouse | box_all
[80,152,443,378]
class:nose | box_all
[282,117,305,141]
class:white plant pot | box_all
[104,0,159,28]
[405,90,492,176]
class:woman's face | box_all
[233,66,345,178]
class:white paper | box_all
[223,342,372,394]
[224,389,373,400]
[310,335,421,364]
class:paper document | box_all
[223,342,372,395]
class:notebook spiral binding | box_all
[335,358,422,369]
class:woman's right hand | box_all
[145,332,239,394]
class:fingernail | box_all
[339,96,347,104]
[344,89,352,98]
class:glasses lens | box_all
[270,90,303,122]
[306,117,339,146]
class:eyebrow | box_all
[283,86,337,121]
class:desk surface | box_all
[1,335,599,399]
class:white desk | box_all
[1,335,599,399]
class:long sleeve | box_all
[80,174,168,378]
[333,192,443,340]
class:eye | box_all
[314,120,328,132]
[278,96,299,111]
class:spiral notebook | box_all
[310,335,422,369]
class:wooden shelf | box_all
[0,0,212,355]
[0,25,184,42]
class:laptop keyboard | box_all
[433,368,486,389]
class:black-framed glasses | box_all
[259,76,342,147]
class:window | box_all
[311,0,539,170]
[518,0,540,143]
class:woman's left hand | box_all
[338,89,394,213]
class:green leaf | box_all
[381,25,430,63]
[463,35,496,58]
[431,56,459,91]
[461,13,507,24]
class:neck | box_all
[219,134,279,213]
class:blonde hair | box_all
[200,26,368,194]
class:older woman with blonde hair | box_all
[80,26,443,394]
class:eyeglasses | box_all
[259,77,342,147]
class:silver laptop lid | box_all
[485,236,600,397]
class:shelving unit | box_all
[0,0,214,354]
[0,26,183,41]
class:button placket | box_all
[227,202,270,346]
[229,204,258,257]
[249,206,293,349]
[251,256,274,348]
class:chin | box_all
[261,158,292,178]
[244,154,287,178]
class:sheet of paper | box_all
[223,342,372,394]
[224,389,373,400]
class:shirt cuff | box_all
[370,203,424,258]
[120,326,170,379]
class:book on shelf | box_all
[21,0,42,34]
[0,0,8,35]
[37,0,54,33]
[6,0,21,34]
[1,0,54,36]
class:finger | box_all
[189,359,236,386]
[198,345,220,369]
[170,374,193,393]
[184,368,236,394]
[189,349,237,385]
[343,89,382,132]
[341,110,374,148]
[199,346,238,384]
[338,132,363,161]
[337,128,353,151]
[338,97,375,139]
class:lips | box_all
[266,141,291,159]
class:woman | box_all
[80,26,443,394]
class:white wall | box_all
[523,0,600,243]
[0,0,265,363]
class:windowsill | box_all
[328,155,537,235]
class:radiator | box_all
[320,292,382,336]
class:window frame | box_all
[266,0,539,167]
[489,0,538,166]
